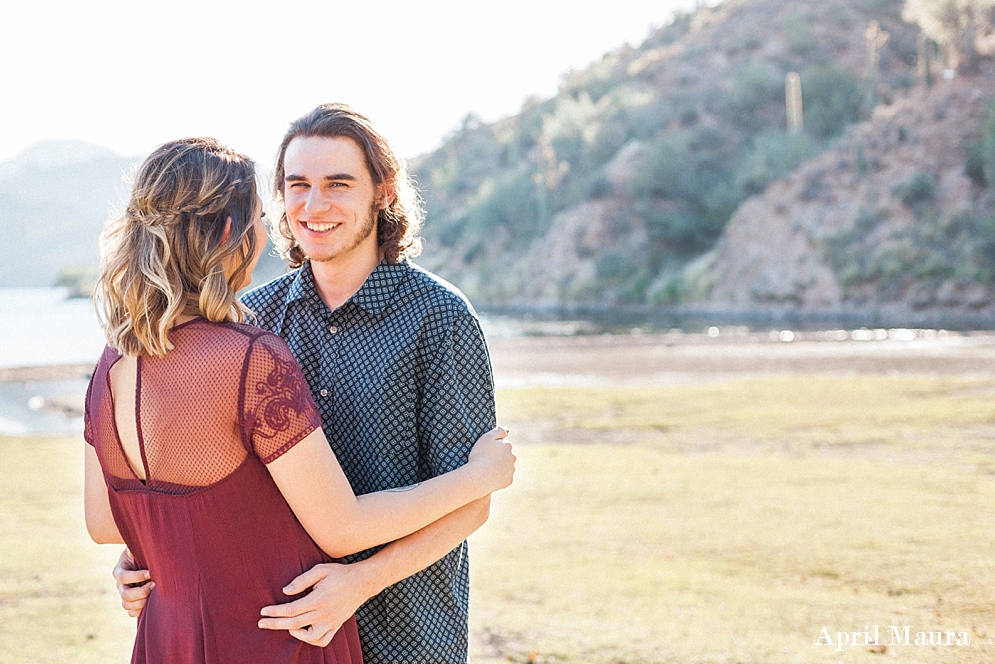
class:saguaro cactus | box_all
[917,33,933,87]
[785,72,803,134]
[865,20,890,107]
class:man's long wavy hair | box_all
[96,137,259,357]
[272,103,423,268]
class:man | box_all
[114,103,498,663]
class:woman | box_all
[83,137,515,664]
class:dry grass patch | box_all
[0,434,134,663]
[468,376,995,663]
[4,374,995,663]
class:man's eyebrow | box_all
[284,173,359,182]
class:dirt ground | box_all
[4,329,993,387]
[488,330,995,388]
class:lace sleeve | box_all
[240,334,323,464]
[83,369,96,446]
[83,347,113,447]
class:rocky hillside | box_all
[695,75,995,319]
[411,0,995,320]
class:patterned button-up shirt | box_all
[240,259,496,664]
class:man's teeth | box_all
[305,222,339,232]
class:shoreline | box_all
[0,363,93,383]
[5,330,995,435]
[5,329,995,384]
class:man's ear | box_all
[379,184,396,210]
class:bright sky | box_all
[0,0,700,165]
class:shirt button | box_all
[320,389,328,397]
[329,325,338,334]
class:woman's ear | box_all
[222,217,232,242]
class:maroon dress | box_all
[84,318,364,664]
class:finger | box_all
[127,609,142,618]
[280,566,326,596]
[493,426,508,438]
[259,593,321,618]
[289,627,321,646]
[258,611,318,631]
[114,567,151,585]
[289,623,337,647]
[119,581,154,602]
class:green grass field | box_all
[3,374,995,663]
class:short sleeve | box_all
[418,313,497,477]
[240,333,323,464]
[83,368,96,447]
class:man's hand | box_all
[113,548,154,618]
[258,562,375,647]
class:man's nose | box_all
[304,188,330,215]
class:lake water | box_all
[0,287,987,434]
[3,287,992,370]
[0,287,106,368]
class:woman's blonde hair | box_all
[95,137,258,357]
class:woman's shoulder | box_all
[216,320,295,358]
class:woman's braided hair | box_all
[96,137,258,357]
[272,103,424,268]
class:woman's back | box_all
[85,319,363,664]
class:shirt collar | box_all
[285,260,407,316]
[350,260,408,315]
[285,261,316,305]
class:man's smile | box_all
[301,221,341,232]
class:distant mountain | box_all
[0,140,136,288]
[0,140,287,290]
[410,0,995,319]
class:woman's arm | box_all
[84,445,125,544]
[265,427,513,559]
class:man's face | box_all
[282,135,383,265]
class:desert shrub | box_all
[820,208,887,285]
[966,100,995,187]
[735,130,821,196]
[782,12,812,55]
[802,66,868,140]
[722,61,784,132]
[586,117,631,166]
[595,251,631,283]
[653,275,688,304]
[641,205,709,255]
[630,128,738,203]
[970,214,995,281]
[895,171,936,206]
[966,142,988,186]
[463,170,544,249]
[627,98,674,140]
[829,5,853,27]
[559,169,612,209]
[627,131,695,200]
[624,126,744,258]
[644,10,692,48]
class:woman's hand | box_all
[466,426,516,493]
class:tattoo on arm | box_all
[385,482,423,493]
